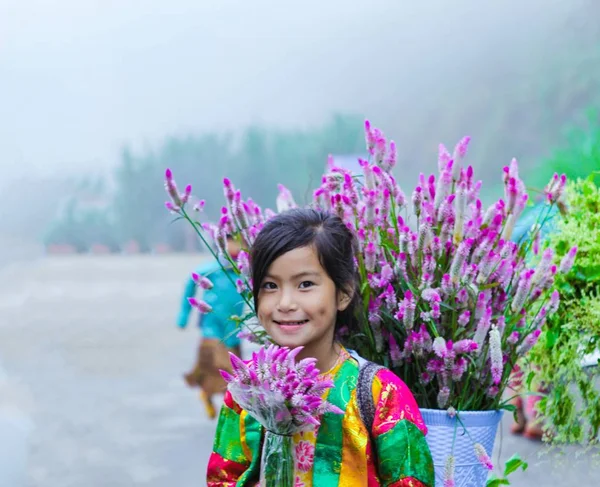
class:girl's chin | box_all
[271,335,307,348]
[268,330,309,348]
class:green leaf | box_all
[486,474,510,487]
[558,281,575,294]
[555,240,569,255]
[525,370,536,390]
[545,330,559,348]
[580,265,600,282]
[479,281,500,290]
[503,453,529,476]
[500,403,518,422]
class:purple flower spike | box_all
[223,345,342,435]
[164,168,182,207]
[187,297,212,314]
[559,246,578,273]
[192,273,214,290]
[474,443,493,470]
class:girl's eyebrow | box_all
[265,271,321,280]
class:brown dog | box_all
[184,338,240,419]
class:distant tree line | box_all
[43,114,365,251]
[43,101,600,253]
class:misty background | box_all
[1,0,599,259]
[2,2,600,486]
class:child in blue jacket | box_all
[177,235,244,418]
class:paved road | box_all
[0,255,597,486]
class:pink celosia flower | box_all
[545,173,567,203]
[452,136,471,181]
[187,297,212,314]
[532,248,554,285]
[549,290,560,314]
[373,129,387,165]
[475,292,488,321]
[381,284,397,310]
[443,454,456,487]
[435,161,454,209]
[180,184,192,205]
[389,334,402,367]
[365,190,377,225]
[450,238,474,283]
[559,246,578,273]
[193,199,206,212]
[511,269,535,312]
[427,173,436,201]
[453,339,478,354]
[236,328,262,344]
[507,331,520,345]
[402,290,416,330]
[433,337,448,358]
[438,143,452,172]
[364,242,377,271]
[192,273,213,290]
[441,274,453,294]
[237,251,251,277]
[453,182,468,242]
[236,279,246,294]
[473,307,492,350]
[437,386,450,408]
[495,316,506,334]
[215,228,228,255]
[276,184,297,213]
[231,190,249,230]
[364,120,376,155]
[451,357,468,381]
[487,385,499,398]
[223,177,235,207]
[165,201,179,213]
[221,344,343,431]
[164,168,182,207]
[412,186,424,217]
[382,140,397,172]
[517,329,542,355]
[489,326,503,385]
[474,443,493,470]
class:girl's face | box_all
[257,245,351,354]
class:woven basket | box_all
[421,408,504,487]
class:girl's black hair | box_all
[250,208,362,336]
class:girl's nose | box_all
[277,288,297,312]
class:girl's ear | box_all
[337,288,353,312]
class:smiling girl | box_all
[207,208,434,487]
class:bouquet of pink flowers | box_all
[165,121,576,416]
[220,345,342,487]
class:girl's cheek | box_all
[258,294,274,314]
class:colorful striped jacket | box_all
[206,347,434,486]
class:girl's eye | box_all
[261,281,277,290]
[299,281,314,289]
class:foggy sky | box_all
[0,0,581,183]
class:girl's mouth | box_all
[274,320,309,326]
[274,319,309,332]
